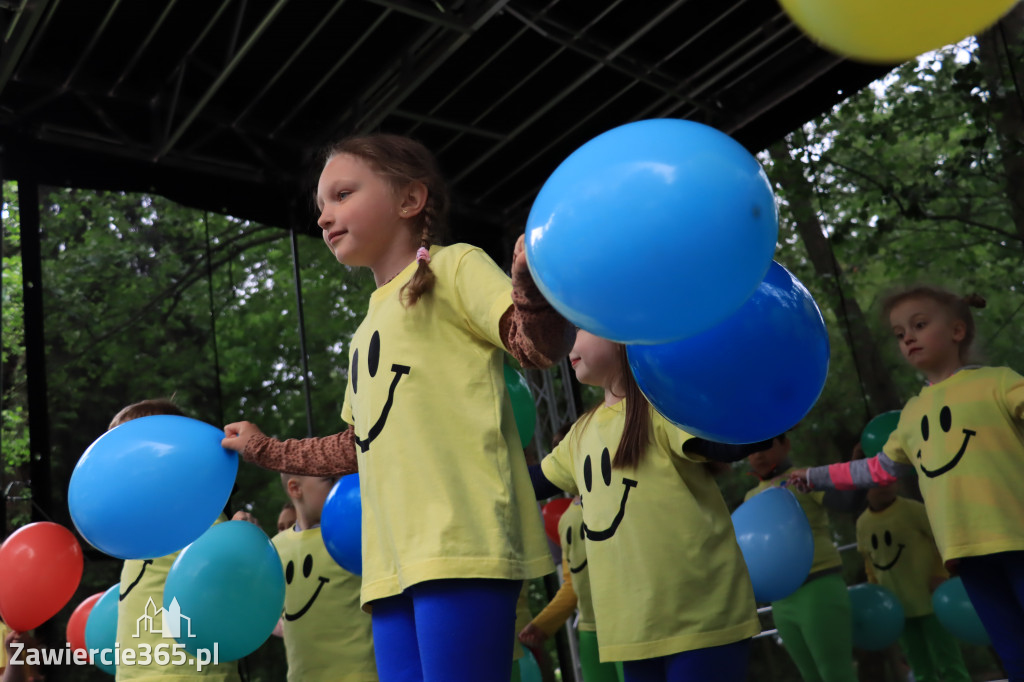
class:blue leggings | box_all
[370,578,522,682]
[957,551,1024,681]
[621,639,750,682]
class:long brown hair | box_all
[573,344,652,470]
[325,134,450,307]
[882,286,986,362]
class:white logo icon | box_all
[135,597,196,639]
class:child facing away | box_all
[220,134,574,682]
[109,399,243,682]
[535,330,761,682]
[744,434,860,682]
[272,474,377,682]
[856,482,971,682]
[788,287,1024,679]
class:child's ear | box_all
[951,319,967,343]
[398,180,428,218]
[286,478,302,500]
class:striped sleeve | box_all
[806,453,913,490]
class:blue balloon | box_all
[932,577,990,645]
[84,584,119,675]
[731,487,814,602]
[525,118,778,344]
[163,521,285,662]
[321,474,362,575]
[627,261,829,443]
[849,583,905,650]
[517,647,543,682]
[68,415,239,559]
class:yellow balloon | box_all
[779,0,1019,63]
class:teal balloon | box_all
[69,415,239,559]
[321,474,362,575]
[164,521,285,661]
[932,577,990,645]
[524,118,778,344]
[860,411,901,457]
[504,366,536,448]
[83,584,119,675]
[731,487,814,602]
[849,583,905,650]
[518,648,543,682]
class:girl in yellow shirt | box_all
[538,330,760,682]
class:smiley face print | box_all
[350,330,410,453]
[869,529,905,571]
[581,447,638,542]
[284,553,330,621]
[564,513,588,574]
[119,559,153,601]
[915,405,976,478]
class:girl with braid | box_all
[221,134,574,682]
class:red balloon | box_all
[0,522,84,631]
[66,592,104,654]
[541,498,573,545]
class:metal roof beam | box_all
[63,0,123,88]
[359,0,473,32]
[0,0,52,96]
[109,0,179,96]
[156,0,290,159]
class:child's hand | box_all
[518,623,547,647]
[786,468,811,492]
[851,442,865,460]
[928,575,947,593]
[512,234,528,275]
[231,511,260,526]
[222,421,264,455]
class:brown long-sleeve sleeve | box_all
[501,258,575,369]
[243,426,358,477]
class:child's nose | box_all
[317,211,331,229]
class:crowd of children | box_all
[3,132,1021,682]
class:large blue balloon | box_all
[849,583,905,650]
[321,474,362,575]
[525,118,778,344]
[731,487,814,602]
[84,584,119,675]
[68,415,239,559]
[627,261,829,443]
[163,521,285,662]
[932,577,990,645]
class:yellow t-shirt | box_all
[558,500,596,631]
[271,527,377,682]
[856,497,946,618]
[882,366,1024,561]
[541,402,760,661]
[0,619,9,669]
[116,517,240,681]
[341,243,552,606]
[744,468,843,576]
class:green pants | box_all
[771,573,858,682]
[579,630,624,682]
[900,614,971,682]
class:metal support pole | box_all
[289,227,315,437]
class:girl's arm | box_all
[501,236,575,370]
[222,421,358,477]
[789,452,913,491]
[522,557,578,641]
[529,463,565,500]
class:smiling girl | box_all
[220,134,573,682]
[788,286,1024,678]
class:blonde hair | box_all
[882,286,987,362]
[108,398,184,431]
[325,134,450,307]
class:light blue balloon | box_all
[321,474,362,575]
[849,583,905,650]
[518,647,543,682]
[83,584,119,676]
[163,521,285,662]
[932,577,990,645]
[627,261,829,444]
[525,118,778,344]
[731,487,814,602]
[69,415,239,559]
